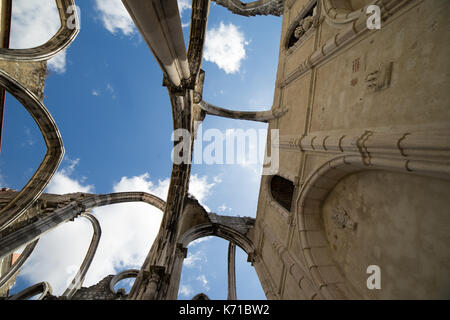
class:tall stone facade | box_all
[250,0,450,299]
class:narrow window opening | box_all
[270,175,294,211]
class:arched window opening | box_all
[113,277,136,295]
[177,236,264,300]
[270,175,294,211]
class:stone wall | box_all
[0,60,47,100]
[252,0,450,299]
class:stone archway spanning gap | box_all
[0,70,64,232]
[0,0,80,61]
[7,281,52,300]
[61,212,101,299]
[168,217,257,300]
[0,192,166,259]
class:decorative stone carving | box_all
[302,16,314,31]
[331,208,357,230]
[286,0,318,49]
[280,1,410,88]
[213,0,284,17]
[365,62,393,92]
[294,26,305,39]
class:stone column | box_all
[165,244,187,300]
[140,266,167,300]
[0,0,12,48]
[227,242,237,300]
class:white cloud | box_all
[188,174,216,210]
[47,52,67,74]
[19,219,93,295]
[21,172,167,295]
[218,204,232,213]
[21,127,35,147]
[178,0,192,17]
[223,128,266,178]
[92,89,100,96]
[113,173,170,198]
[10,0,67,73]
[196,274,210,291]
[178,0,191,28]
[0,169,6,188]
[95,0,191,35]
[81,174,168,287]
[204,22,248,74]
[183,250,205,268]
[46,158,94,194]
[189,236,212,247]
[95,0,135,36]
[106,82,117,99]
[20,169,220,295]
[179,284,193,297]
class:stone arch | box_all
[0,0,79,62]
[62,213,101,299]
[170,221,257,300]
[7,281,52,300]
[0,239,39,290]
[0,192,166,259]
[198,100,286,123]
[179,223,256,256]
[0,69,64,232]
[109,269,139,295]
[1,192,165,299]
[294,155,450,299]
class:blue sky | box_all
[1,0,281,300]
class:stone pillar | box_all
[0,0,11,50]
[227,242,237,300]
[165,244,187,300]
[141,266,167,300]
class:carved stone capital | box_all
[247,251,260,265]
[149,266,166,284]
[176,243,188,259]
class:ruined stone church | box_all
[0,0,449,300]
